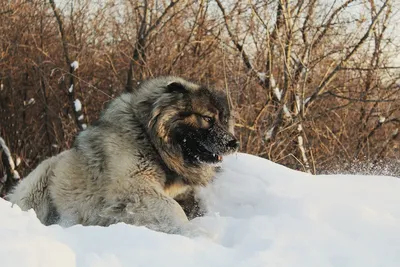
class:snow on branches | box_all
[0,137,20,196]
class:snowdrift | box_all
[1,153,400,267]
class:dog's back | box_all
[7,151,68,225]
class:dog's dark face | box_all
[168,82,238,165]
[148,81,239,166]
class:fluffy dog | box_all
[8,76,238,236]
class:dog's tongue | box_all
[218,155,223,161]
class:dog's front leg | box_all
[100,187,209,238]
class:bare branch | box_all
[312,0,356,50]
[0,137,20,196]
[304,0,390,111]
[49,0,85,131]
[324,91,397,103]
[126,0,181,92]
[215,0,253,72]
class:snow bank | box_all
[1,153,400,267]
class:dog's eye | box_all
[202,116,214,123]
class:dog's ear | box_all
[166,82,188,94]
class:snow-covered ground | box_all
[1,153,400,267]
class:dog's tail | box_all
[6,153,62,225]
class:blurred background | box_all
[1,0,400,195]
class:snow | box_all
[78,114,84,121]
[264,126,275,141]
[71,61,79,71]
[24,98,35,106]
[69,85,74,93]
[0,137,15,170]
[0,137,20,180]
[74,99,82,112]
[15,157,21,167]
[273,87,282,101]
[257,72,266,83]
[11,170,20,179]
[283,105,292,119]
[1,153,400,267]
[295,94,301,114]
[270,75,276,88]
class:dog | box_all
[8,76,239,237]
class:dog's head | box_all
[166,82,239,165]
[136,76,238,173]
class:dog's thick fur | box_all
[8,76,238,236]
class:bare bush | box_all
[0,0,399,185]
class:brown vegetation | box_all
[1,0,400,194]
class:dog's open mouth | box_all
[179,135,231,165]
[182,143,224,164]
[198,152,223,164]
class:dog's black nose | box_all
[227,139,239,150]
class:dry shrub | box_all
[1,0,400,193]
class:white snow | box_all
[273,87,282,101]
[11,170,20,179]
[78,114,84,121]
[257,72,266,83]
[297,124,303,131]
[71,61,79,71]
[74,99,82,112]
[270,75,277,88]
[69,85,74,93]
[1,153,400,267]
[0,137,20,180]
[264,126,275,141]
[24,98,35,106]
[15,156,21,167]
[295,94,301,114]
[0,137,15,171]
[81,123,87,129]
[283,105,292,119]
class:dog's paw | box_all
[145,221,217,240]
